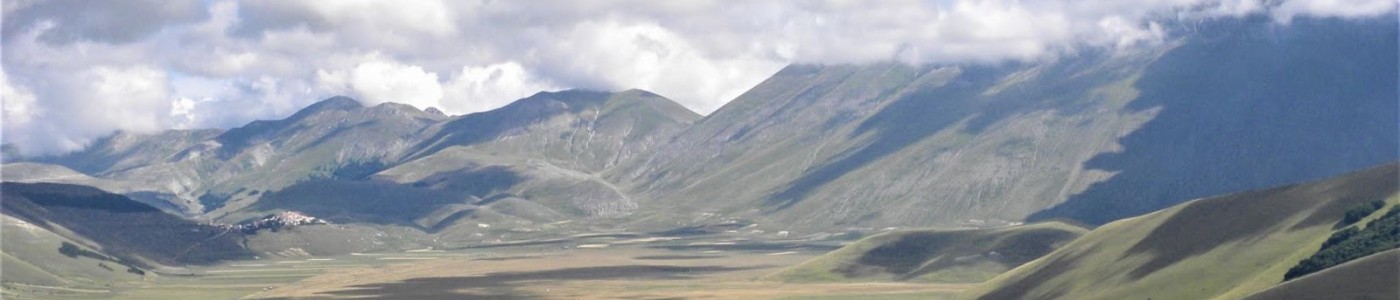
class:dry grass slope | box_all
[769,222,1086,283]
[1241,249,1399,300]
[963,162,1399,300]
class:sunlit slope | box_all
[201,90,701,247]
[372,89,699,220]
[1,162,198,215]
[11,89,695,226]
[964,163,1399,300]
[769,222,1085,283]
[0,182,254,266]
[14,97,450,218]
[1241,249,1399,300]
[1,215,143,296]
[614,59,1158,230]
[404,89,700,173]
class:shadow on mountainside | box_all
[767,52,1136,210]
[1029,16,1399,225]
[1,182,256,266]
[1119,164,1396,280]
[251,167,521,229]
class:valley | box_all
[4,227,972,300]
[7,162,1395,299]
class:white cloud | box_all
[442,62,559,114]
[1097,17,1167,49]
[1,70,41,127]
[530,19,785,113]
[346,60,445,110]
[1,0,207,44]
[4,66,175,154]
[170,97,201,128]
[1272,0,1398,23]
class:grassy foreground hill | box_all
[1241,249,1399,300]
[0,182,254,266]
[963,162,1399,300]
[769,222,1086,283]
[1,214,145,298]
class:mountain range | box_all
[7,15,1393,234]
[0,11,1396,300]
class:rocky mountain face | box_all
[3,15,1394,239]
[4,89,701,244]
[10,96,449,217]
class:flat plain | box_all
[4,231,974,300]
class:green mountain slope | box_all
[0,162,200,215]
[405,89,699,173]
[612,60,1157,230]
[363,89,698,222]
[769,222,1086,284]
[1,182,254,266]
[1,214,144,297]
[3,16,1393,245]
[1242,249,1400,300]
[12,89,696,229]
[1284,203,1400,280]
[612,16,1396,231]
[962,162,1399,300]
[15,97,450,218]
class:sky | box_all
[1,0,1395,155]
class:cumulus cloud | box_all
[0,70,40,128]
[4,65,175,154]
[1271,0,1399,22]
[1,0,1395,155]
[442,62,561,114]
[1,0,207,44]
[344,60,445,110]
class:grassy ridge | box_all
[1,182,254,266]
[1283,204,1400,280]
[963,163,1399,300]
[1,215,143,298]
[1243,249,1399,300]
[769,222,1086,283]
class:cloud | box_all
[1271,0,1398,22]
[345,60,445,110]
[1,0,207,44]
[1,0,1395,155]
[442,62,560,114]
[527,19,785,114]
[3,65,175,154]
[1,70,40,128]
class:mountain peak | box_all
[424,107,445,116]
[617,88,661,98]
[515,89,681,110]
[289,96,364,120]
[601,89,700,122]
[369,102,423,114]
[525,89,612,105]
